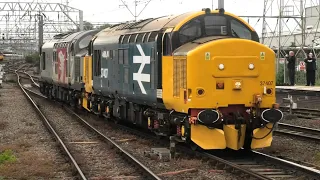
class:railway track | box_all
[14,68,320,180]
[15,70,161,180]
[86,114,320,180]
[216,149,320,179]
[280,107,320,119]
[274,123,320,142]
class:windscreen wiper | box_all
[231,29,240,38]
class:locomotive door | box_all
[69,42,75,84]
[161,28,174,101]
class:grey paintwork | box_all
[41,30,98,90]
[94,12,194,38]
[40,39,59,83]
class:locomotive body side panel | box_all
[92,36,160,107]
[40,41,55,83]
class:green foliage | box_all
[6,79,16,83]
[0,150,16,165]
[276,64,286,85]
[67,21,94,32]
[83,21,94,30]
[315,152,320,163]
[25,53,40,64]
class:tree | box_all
[66,21,94,33]
[290,42,296,47]
[83,21,94,30]
[25,53,40,64]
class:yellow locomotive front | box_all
[162,9,283,150]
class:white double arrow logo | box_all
[133,44,150,95]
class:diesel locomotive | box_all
[39,8,283,150]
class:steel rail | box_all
[17,70,39,87]
[64,107,162,180]
[275,123,320,141]
[14,70,87,180]
[200,151,273,180]
[251,150,320,179]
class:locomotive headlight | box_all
[233,80,242,90]
[235,82,241,89]
[218,64,224,70]
[248,63,255,70]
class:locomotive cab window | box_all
[94,50,101,76]
[163,32,172,56]
[230,19,252,40]
[179,18,201,44]
[79,35,93,49]
[42,52,46,70]
[204,16,227,36]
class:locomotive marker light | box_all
[218,64,224,70]
[248,63,255,70]
[133,44,150,95]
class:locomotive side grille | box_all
[173,57,187,98]
[74,57,80,82]
[84,56,89,82]
[173,59,179,97]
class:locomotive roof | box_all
[42,39,60,50]
[53,30,99,44]
[93,9,256,40]
[96,11,194,37]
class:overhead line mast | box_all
[120,0,153,22]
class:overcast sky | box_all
[67,0,263,23]
[65,0,320,36]
[2,0,320,37]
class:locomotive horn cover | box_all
[261,109,283,123]
[197,109,220,125]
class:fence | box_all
[275,48,320,85]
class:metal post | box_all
[301,0,305,48]
[79,10,84,31]
[169,136,176,160]
[38,14,43,54]
[277,0,283,75]
[218,0,224,9]
[134,0,137,22]
[262,0,267,44]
